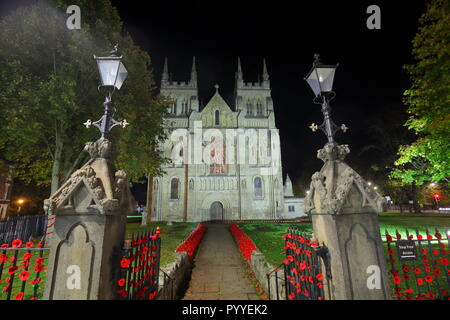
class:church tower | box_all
[234,58,274,122]
[161,57,199,117]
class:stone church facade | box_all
[151,57,305,222]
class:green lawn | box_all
[0,248,49,300]
[0,221,198,300]
[238,212,450,266]
[126,221,199,267]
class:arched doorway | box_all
[209,201,223,221]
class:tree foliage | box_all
[0,0,169,196]
[392,0,450,184]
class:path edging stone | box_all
[249,251,286,300]
[159,252,192,300]
[157,223,205,299]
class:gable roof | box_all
[201,87,233,114]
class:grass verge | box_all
[126,221,199,267]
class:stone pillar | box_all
[43,141,134,300]
[304,143,391,300]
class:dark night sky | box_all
[0,0,427,202]
[108,0,425,200]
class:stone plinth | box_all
[43,141,134,300]
[304,143,391,300]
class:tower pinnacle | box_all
[190,56,197,84]
[236,57,243,81]
[263,58,269,81]
[162,56,169,83]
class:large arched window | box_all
[170,178,179,199]
[215,110,220,125]
[210,137,226,175]
[254,177,263,198]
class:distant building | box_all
[281,175,305,219]
[151,57,305,221]
[0,165,12,219]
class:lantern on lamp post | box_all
[305,53,347,145]
[84,45,129,142]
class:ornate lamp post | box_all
[302,54,390,300]
[305,54,348,144]
[84,45,129,142]
[44,45,135,300]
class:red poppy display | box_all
[35,257,44,264]
[120,258,131,268]
[20,271,30,281]
[31,277,41,284]
[393,276,401,284]
[176,224,206,261]
[229,224,258,261]
[25,242,34,248]
[23,253,32,260]
[34,264,44,272]
[8,266,18,274]
[118,278,126,287]
[12,239,22,248]
[15,292,24,300]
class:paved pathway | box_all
[183,223,260,300]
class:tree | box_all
[0,0,169,198]
[392,0,450,185]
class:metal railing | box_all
[0,215,48,245]
[384,228,450,300]
[0,236,49,300]
[266,227,332,300]
[157,268,175,300]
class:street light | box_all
[85,45,129,142]
[94,44,128,91]
[305,54,347,145]
[305,54,338,98]
[16,198,25,214]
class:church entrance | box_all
[209,201,223,221]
